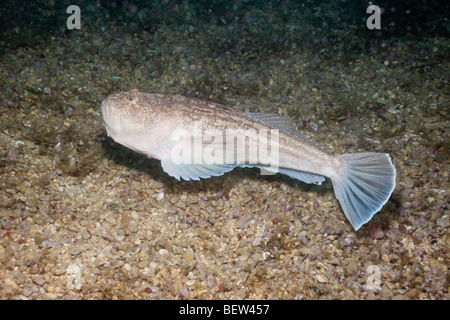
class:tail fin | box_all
[331,153,396,230]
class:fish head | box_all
[100,90,177,159]
[101,92,144,137]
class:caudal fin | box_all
[331,153,396,230]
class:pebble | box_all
[315,274,328,283]
[68,246,84,256]
[368,222,384,239]
[39,240,54,249]
[33,275,46,286]
[22,286,34,297]
[436,216,449,228]
[252,237,262,247]
[81,228,91,240]
[159,249,169,255]
[46,285,55,293]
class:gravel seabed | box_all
[0,2,448,299]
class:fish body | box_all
[101,90,396,230]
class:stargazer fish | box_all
[101,89,396,230]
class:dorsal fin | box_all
[246,113,299,134]
[245,113,322,150]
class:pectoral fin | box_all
[161,158,237,181]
